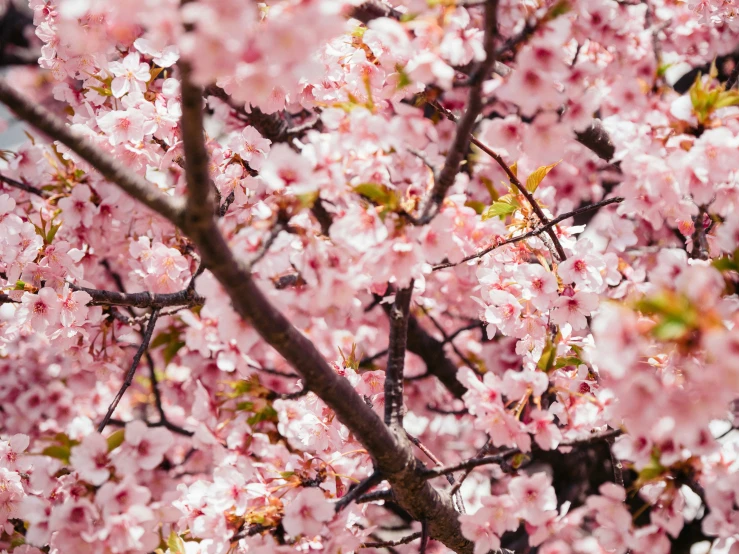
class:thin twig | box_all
[356,489,395,504]
[419,306,479,371]
[359,532,422,549]
[432,100,566,261]
[147,352,194,437]
[98,309,160,432]
[335,470,384,512]
[247,216,287,270]
[432,197,625,270]
[0,172,45,196]
[415,0,499,224]
[422,429,622,479]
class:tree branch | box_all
[433,197,624,270]
[421,429,622,479]
[335,470,385,512]
[98,309,160,432]
[575,119,615,162]
[385,284,414,429]
[348,0,402,24]
[179,61,216,226]
[74,285,204,309]
[432,100,567,261]
[416,0,499,224]
[0,172,46,197]
[0,80,185,224]
[1,70,474,554]
[359,532,422,549]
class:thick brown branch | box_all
[384,284,414,429]
[2,71,473,554]
[0,80,185,224]
[179,62,216,223]
[360,532,422,549]
[348,0,402,24]
[575,119,615,162]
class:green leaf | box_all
[42,445,71,464]
[464,200,486,215]
[636,453,666,485]
[395,66,412,90]
[296,191,318,209]
[537,338,557,373]
[353,182,389,204]
[526,161,560,193]
[280,471,296,479]
[553,356,583,369]
[482,195,520,220]
[46,221,62,244]
[88,85,113,97]
[235,401,255,412]
[162,340,185,365]
[652,319,689,341]
[713,256,738,271]
[714,91,739,109]
[167,531,186,554]
[150,330,175,349]
[247,405,278,426]
[482,201,516,220]
[480,176,499,202]
[106,429,125,452]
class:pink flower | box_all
[70,433,110,486]
[459,507,503,554]
[229,126,271,170]
[58,284,91,327]
[406,51,455,89]
[116,420,174,471]
[557,239,606,291]
[484,290,523,336]
[550,291,599,331]
[0,433,29,471]
[329,204,388,253]
[527,409,563,450]
[282,488,333,538]
[108,53,151,98]
[717,215,739,254]
[97,109,147,145]
[0,468,23,526]
[260,143,315,193]
[519,264,559,311]
[57,184,98,228]
[48,499,98,536]
[20,287,61,332]
[509,472,558,526]
[480,494,520,535]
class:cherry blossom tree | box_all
[1,0,739,553]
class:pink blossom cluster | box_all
[1,0,739,553]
